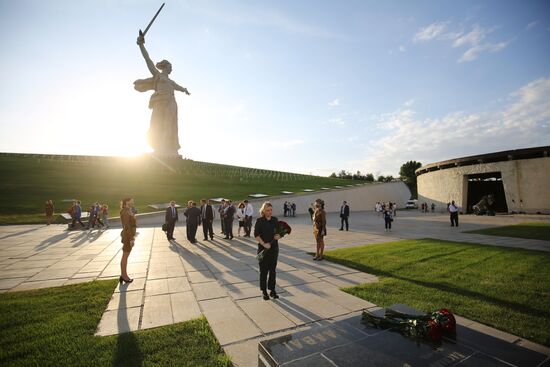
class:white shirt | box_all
[236,208,245,220]
[244,203,254,216]
[449,204,459,213]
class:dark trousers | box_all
[166,219,176,239]
[450,212,459,227]
[203,219,213,239]
[220,216,226,234]
[186,223,198,242]
[259,246,278,291]
[72,217,84,228]
[224,218,234,238]
[245,216,253,236]
[340,216,349,230]
[385,218,392,229]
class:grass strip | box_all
[465,222,550,241]
[324,239,550,346]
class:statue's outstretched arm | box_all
[137,35,158,76]
[172,81,191,95]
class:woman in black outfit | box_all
[254,202,281,300]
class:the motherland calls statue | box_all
[134,28,190,157]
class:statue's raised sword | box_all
[139,3,165,37]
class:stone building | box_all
[416,146,550,214]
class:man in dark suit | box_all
[200,199,214,240]
[165,200,178,240]
[339,200,350,231]
[224,200,235,240]
[184,200,201,243]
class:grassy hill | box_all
[0,153,358,224]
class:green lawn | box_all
[0,154,357,224]
[466,222,550,241]
[324,239,550,346]
[0,280,231,366]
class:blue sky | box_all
[0,0,549,176]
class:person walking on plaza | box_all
[291,202,296,217]
[71,201,85,229]
[94,202,104,228]
[200,199,214,240]
[449,200,459,227]
[101,204,109,229]
[431,203,435,213]
[120,198,136,284]
[184,201,201,243]
[255,202,281,300]
[244,200,254,237]
[313,199,327,261]
[45,200,54,225]
[224,200,235,240]
[165,200,178,241]
[383,207,393,232]
[237,202,246,236]
[339,200,349,231]
[86,204,96,230]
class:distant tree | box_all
[377,175,385,182]
[329,172,337,178]
[384,175,394,182]
[365,173,374,182]
[399,160,422,198]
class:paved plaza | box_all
[1,211,549,365]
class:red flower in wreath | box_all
[425,319,443,342]
[435,308,456,333]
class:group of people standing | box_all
[283,202,296,217]
[163,199,255,243]
[421,202,436,213]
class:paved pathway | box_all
[1,211,549,366]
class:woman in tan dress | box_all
[45,200,54,225]
[313,199,327,261]
[120,198,137,284]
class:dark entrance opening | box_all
[466,172,508,214]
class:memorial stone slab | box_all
[258,305,547,367]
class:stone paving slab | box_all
[200,297,262,345]
[141,294,173,330]
[96,306,141,336]
[171,291,201,323]
[237,297,296,333]
[192,281,228,301]
[106,290,144,310]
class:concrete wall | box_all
[417,157,550,214]
[247,182,411,217]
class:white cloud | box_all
[526,20,539,31]
[413,21,510,63]
[329,117,346,126]
[399,45,406,52]
[413,21,448,42]
[358,78,550,175]
[328,98,340,107]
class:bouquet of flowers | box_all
[362,307,456,343]
[276,221,292,237]
[256,221,292,262]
